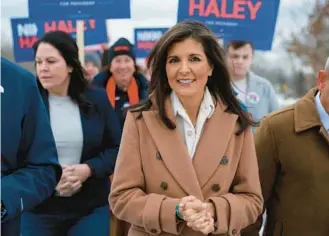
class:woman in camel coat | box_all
[109,21,263,236]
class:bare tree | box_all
[286,0,329,88]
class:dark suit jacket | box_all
[33,86,121,214]
[1,57,62,236]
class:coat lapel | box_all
[79,112,89,161]
[193,102,238,188]
[319,126,329,145]
[142,100,203,199]
[295,88,329,145]
[40,89,89,162]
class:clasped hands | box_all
[178,196,216,235]
[56,164,91,197]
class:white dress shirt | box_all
[315,91,329,134]
[170,87,215,158]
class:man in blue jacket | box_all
[226,41,279,129]
[1,58,62,236]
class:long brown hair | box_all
[131,21,256,134]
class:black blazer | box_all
[33,87,121,214]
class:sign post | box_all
[76,20,85,66]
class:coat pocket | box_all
[129,225,149,236]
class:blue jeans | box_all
[20,205,110,236]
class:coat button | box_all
[150,228,158,234]
[212,184,220,192]
[232,229,237,235]
[160,182,168,191]
[220,156,228,165]
[156,152,162,160]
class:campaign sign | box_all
[177,0,281,50]
[11,17,107,62]
[28,0,131,20]
[134,28,168,58]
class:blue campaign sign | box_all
[177,0,281,50]
[134,28,168,58]
[28,0,131,20]
[11,17,107,62]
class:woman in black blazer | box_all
[20,31,121,236]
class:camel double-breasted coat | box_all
[109,98,263,236]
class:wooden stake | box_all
[76,20,85,66]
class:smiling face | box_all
[110,55,136,90]
[165,38,213,101]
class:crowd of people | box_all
[1,20,328,236]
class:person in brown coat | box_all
[242,57,329,236]
[109,21,263,236]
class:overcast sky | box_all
[1,0,314,52]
